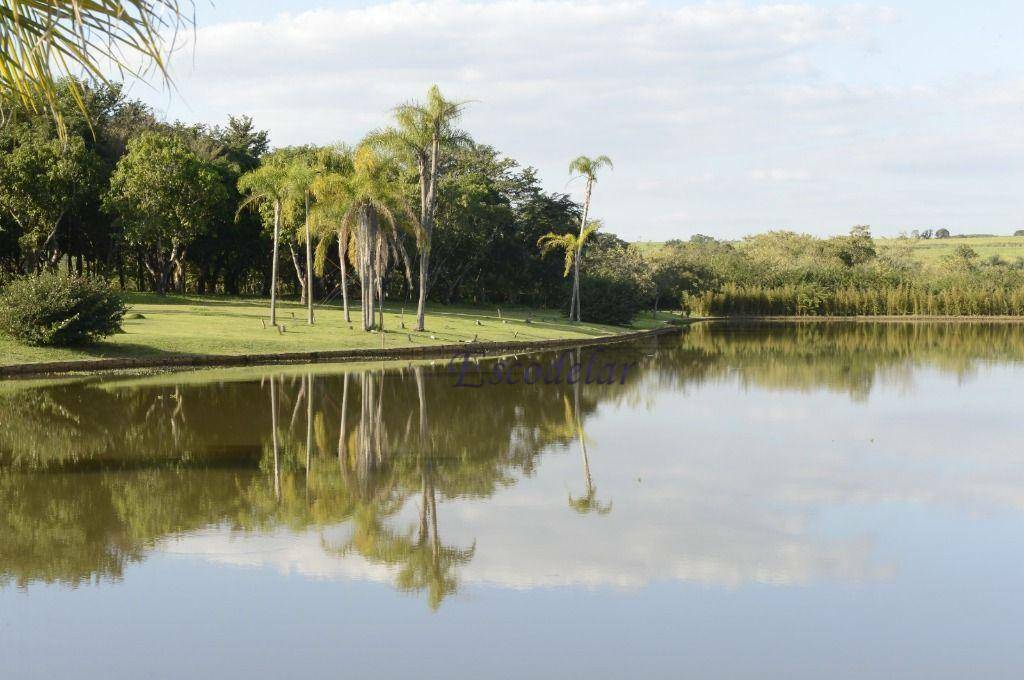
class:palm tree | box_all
[567,155,613,321]
[310,147,356,322]
[366,85,470,332]
[287,156,319,325]
[538,219,601,316]
[0,1,188,136]
[310,144,413,331]
[238,160,296,327]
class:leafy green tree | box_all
[566,155,613,321]
[0,123,102,271]
[580,233,654,325]
[104,131,226,294]
[367,85,470,331]
[180,117,270,295]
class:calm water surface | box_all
[3,322,1024,679]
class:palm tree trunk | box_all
[415,240,429,331]
[338,231,350,322]
[270,375,281,500]
[270,200,281,326]
[306,373,314,493]
[305,191,315,325]
[571,179,593,322]
[338,372,348,471]
[289,243,308,305]
[360,206,378,331]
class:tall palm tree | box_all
[0,1,188,136]
[538,219,601,316]
[310,144,413,331]
[287,156,319,325]
[567,155,613,321]
[238,160,296,327]
[366,85,470,332]
[310,147,355,321]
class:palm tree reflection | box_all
[567,351,612,516]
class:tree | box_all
[185,116,270,295]
[310,144,414,331]
[104,131,225,294]
[0,125,101,270]
[309,147,356,322]
[538,220,601,310]
[0,1,188,136]
[935,228,950,239]
[367,85,470,331]
[238,158,296,325]
[287,155,319,324]
[566,155,613,321]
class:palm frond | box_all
[0,1,192,137]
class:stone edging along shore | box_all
[0,325,684,379]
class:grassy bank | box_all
[0,293,669,367]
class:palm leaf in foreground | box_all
[0,1,190,134]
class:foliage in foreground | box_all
[0,272,126,346]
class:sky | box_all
[131,1,1024,241]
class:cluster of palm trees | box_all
[238,86,466,332]
[239,85,614,332]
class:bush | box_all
[0,272,127,346]
[579,274,646,325]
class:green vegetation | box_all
[0,292,660,366]
[643,228,1024,317]
[0,272,125,346]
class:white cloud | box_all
[146,1,1024,239]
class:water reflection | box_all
[2,322,1024,607]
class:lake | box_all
[3,321,1024,679]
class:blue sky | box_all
[138,1,1024,240]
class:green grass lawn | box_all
[0,293,671,366]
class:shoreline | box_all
[700,315,1024,323]
[0,325,685,379]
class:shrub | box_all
[579,274,646,325]
[0,272,127,346]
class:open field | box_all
[0,293,670,367]
[876,235,1024,264]
[637,235,1024,265]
